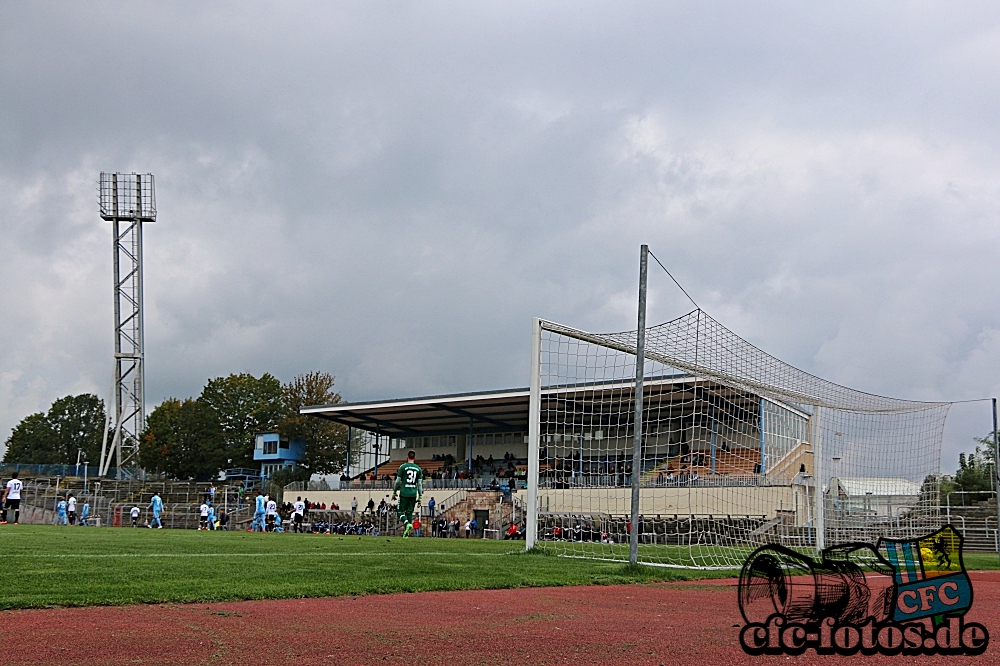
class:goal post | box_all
[526,317,542,550]
[525,311,951,569]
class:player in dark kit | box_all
[392,450,423,538]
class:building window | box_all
[263,440,278,455]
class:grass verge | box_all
[3,526,995,610]
[0,525,731,609]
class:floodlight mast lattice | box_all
[97,173,155,479]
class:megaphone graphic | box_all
[739,543,896,626]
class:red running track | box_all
[1,572,998,665]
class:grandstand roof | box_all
[301,387,531,438]
[301,374,791,439]
[832,477,923,497]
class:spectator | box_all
[464,519,472,538]
[470,517,478,537]
[351,497,358,520]
[219,510,229,530]
[412,517,421,537]
[237,484,245,507]
[427,497,436,518]
[367,497,375,515]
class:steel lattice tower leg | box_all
[98,173,156,479]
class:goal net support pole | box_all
[813,406,825,554]
[993,398,999,555]
[629,245,649,565]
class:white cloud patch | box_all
[2,2,1000,469]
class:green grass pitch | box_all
[2,526,996,610]
[0,525,727,609]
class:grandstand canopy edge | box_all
[299,374,810,450]
[300,388,532,439]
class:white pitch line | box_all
[9,551,524,559]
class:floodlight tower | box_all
[97,173,155,478]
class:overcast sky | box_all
[2,2,999,470]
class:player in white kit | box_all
[2,472,23,525]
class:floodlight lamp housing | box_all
[99,172,156,222]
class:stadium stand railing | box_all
[10,475,252,529]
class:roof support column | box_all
[468,418,474,473]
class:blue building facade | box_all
[253,433,305,478]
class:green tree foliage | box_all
[945,434,997,506]
[278,371,348,474]
[199,373,285,469]
[139,398,225,480]
[3,413,55,463]
[3,394,107,465]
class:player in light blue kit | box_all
[56,497,69,525]
[148,492,164,528]
[251,491,267,532]
[206,503,216,530]
[80,500,90,526]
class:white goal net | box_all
[525,310,950,569]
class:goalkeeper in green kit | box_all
[392,450,424,537]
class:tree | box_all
[278,371,348,474]
[3,413,56,463]
[199,373,285,469]
[140,398,225,480]
[47,394,109,466]
[945,434,997,506]
[3,394,108,465]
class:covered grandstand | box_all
[299,373,819,531]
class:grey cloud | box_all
[2,2,1000,469]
